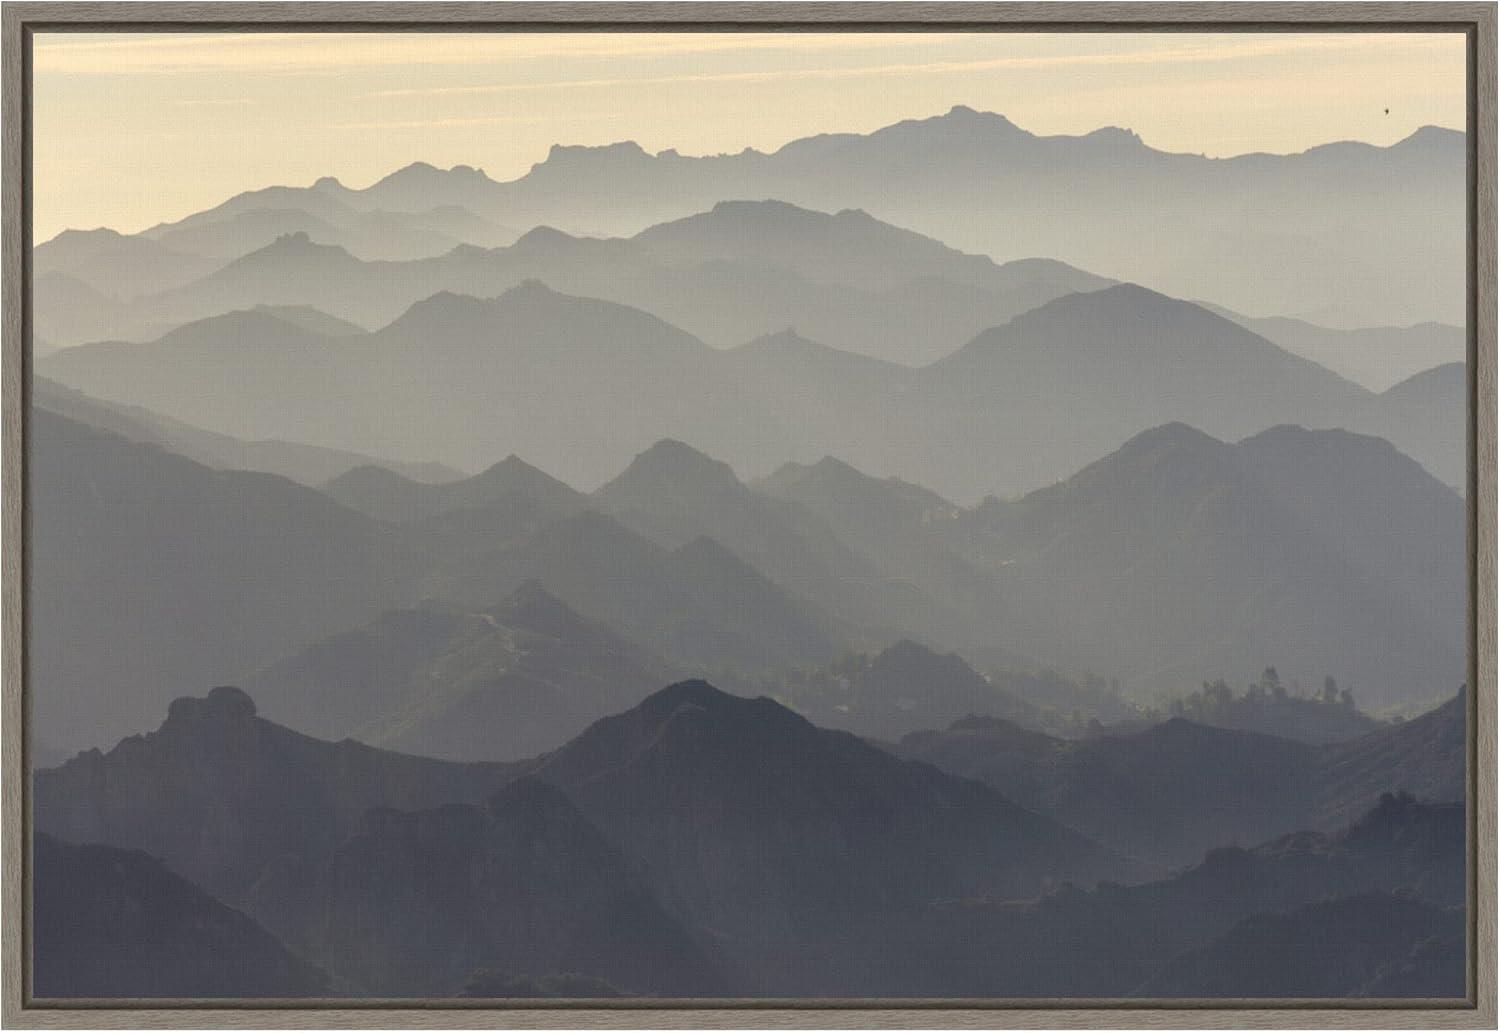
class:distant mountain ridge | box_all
[47,107,1453,325]
[45,274,1460,504]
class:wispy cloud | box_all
[172,97,252,107]
[32,31,948,75]
[327,113,560,131]
[364,33,1458,99]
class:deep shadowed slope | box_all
[1135,893,1464,998]
[535,680,1137,991]
[898,691,1465,868]
[1319,691,1468,828]
[899,716,1319,869]
[250,779,725,997]
[871,794,1465,997]
[33,686,523,901]
[33,834,328,999]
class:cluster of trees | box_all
[1141,667,1384,744]
[1170,667,1357,718]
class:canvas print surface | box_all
[27,29,1470,1001]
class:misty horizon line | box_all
[35,104,1465,241]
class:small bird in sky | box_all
[1385,107,1391,115]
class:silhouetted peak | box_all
[668,534,753,569]
[1393,125,1463,149]
[166,686,257,725]
[1082,281,1179,308]
[809,454,868,479]
[542,140,650,166]
[869,639,982,685]
[501,278,559,299]
[1383,362,1465,399]
[371,161,496,190]
[485,776,584,827]
[387,289,491,328]
[443,243,490,259]
[241,232,355,264]
[603,439,744,497]
[893,105,1023,136]
[709,198,815,219]
[1118,422,1226,455]
[1237,424,1407,469]
[512,225,579,250]
[1083,125,1144,147]
[943,104,1012,126]
[874,638,942,664]
[311,175,344,191]
[635,679,740,719]
[48,227,126,244]
[324,463,419,494]
[467,453,575,499]
[494,579,594,639]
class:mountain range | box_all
[38,269,1461,502]
[45,107,1455,327]
[32,400,1462,754]
[897,688,1465,869]
[27,102,1470,1004]
[33,681,1465,998]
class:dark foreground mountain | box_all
[899,717,1319,869]
[34,682,1462,999]
[30,412,426,752]
[1319,691,1468,828]
[33,834,328,999]
[534,680,1138,993]
[252,779,726,997]
[247,581,679,761]
[33,687,522,902]
[869,794,1465,997]
[898,691,1465,869]
[1135,892,1464,998]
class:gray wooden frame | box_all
[1,3,1493,1027]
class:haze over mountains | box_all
[40,270,1462,500]
[30,105,1469,1001]
[33,681,1465,997]
[42,107,1456,326]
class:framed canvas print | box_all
[1,2,1495,1028]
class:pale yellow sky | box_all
[32,31,1467,242]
